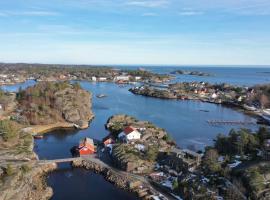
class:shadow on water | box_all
[47,167,139,200]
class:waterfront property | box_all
[77,138,96,156]
[103,135,115,146]
[118,126,142,142]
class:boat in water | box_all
[33,135,44,139]
[96,94,107,98]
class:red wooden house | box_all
[77,138,96,156]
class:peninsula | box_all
[130,82,270,125]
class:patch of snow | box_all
[228,160,242,168]
[218,156,224,162]
[135,144,145,151]
[162,180,173,190]
[201,177,209,183]
[107,144,113,154]
[170,193,183,200]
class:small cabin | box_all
[103,135,115,146]
[77,138,96,156]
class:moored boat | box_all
[34,135,44,139]
[96,94,107,98]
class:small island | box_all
[170,70,212,77]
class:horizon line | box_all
[1,62,270,68]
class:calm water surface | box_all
[34,81,257,200]
[1,67,268,200]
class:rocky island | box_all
[170,70,212,77]
[0,82,94,200]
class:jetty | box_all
[207,120,256,126]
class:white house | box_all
[92,76,97,82]
[98,77,107,81]
[118,126,141,142]
[211,93,218,99]
[115,75,130,81]
[135,76,141,81]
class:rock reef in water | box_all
[171,70,211,76]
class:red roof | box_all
[123,126,136,135]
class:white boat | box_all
[243,104,257,111]
[261,109,270,123]
[262,109,270,115]
[96,94,107,98]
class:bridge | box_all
[37,157,82,165]
[37,155,176,200]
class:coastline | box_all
[129,88,264,122]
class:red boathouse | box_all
[77,138,96,156]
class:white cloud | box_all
[126,0,170,8]
[178,11,204,16]
[0,10,59,17]
[142,12,158,16]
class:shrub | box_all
[0,120,19,141]
[5,164,14,176]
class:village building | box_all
[58,74,65,79]
[114,75,130,81]
[92,76,97,81]
[118,126,141,142]
[211,93,218,99]
[98,77,107,81]
[263,139,270,160]
[135,76,141,81]
[166,148,202,172]
[77,137,95,156]
[103,135,115,146]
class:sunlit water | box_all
[1,66,269,200]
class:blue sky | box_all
[0,0,270,65]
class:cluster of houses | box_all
[102,125,202,173]
[91,74,142,84]
[0,74,25,85]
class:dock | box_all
[207,120,256,126]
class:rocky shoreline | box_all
[0,81,95,200]
[129,84,269,124]
[72,159,167,200]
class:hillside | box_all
[16,82,94,128]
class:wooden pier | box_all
[207,120,256,126]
